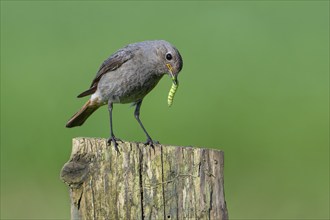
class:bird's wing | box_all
[77,47,135,98]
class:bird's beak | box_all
[166,64,178,85]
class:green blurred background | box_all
[1,1,329,219]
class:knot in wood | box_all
[60,161,89,188]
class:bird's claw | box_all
[144,138,159,149]
[107,136,122,153]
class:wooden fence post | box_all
[60,137,228,219]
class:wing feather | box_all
[77,46,135,98]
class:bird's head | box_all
[154,40,183,85]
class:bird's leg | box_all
[107,101,121,152]
[134,100,159,148]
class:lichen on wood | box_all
[61,137,228,220]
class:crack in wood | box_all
[77,190,83,210]
[89,177,96,220]
[138,144,145,220]
[142,174,199,189]
[208,188,213,219]
[160,145,166,220]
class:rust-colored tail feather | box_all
[66,100,99,128]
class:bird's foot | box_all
[144,138,159,149]
[107,136,122,153]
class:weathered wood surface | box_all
[60,137,228,220]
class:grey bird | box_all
[66,40,183,149]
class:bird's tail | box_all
[66,100,100,128]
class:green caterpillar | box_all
[168,83,178,107]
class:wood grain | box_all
[61,137,228,220]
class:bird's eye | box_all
[166,53,173,61]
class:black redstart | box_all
[66,40,183,150]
